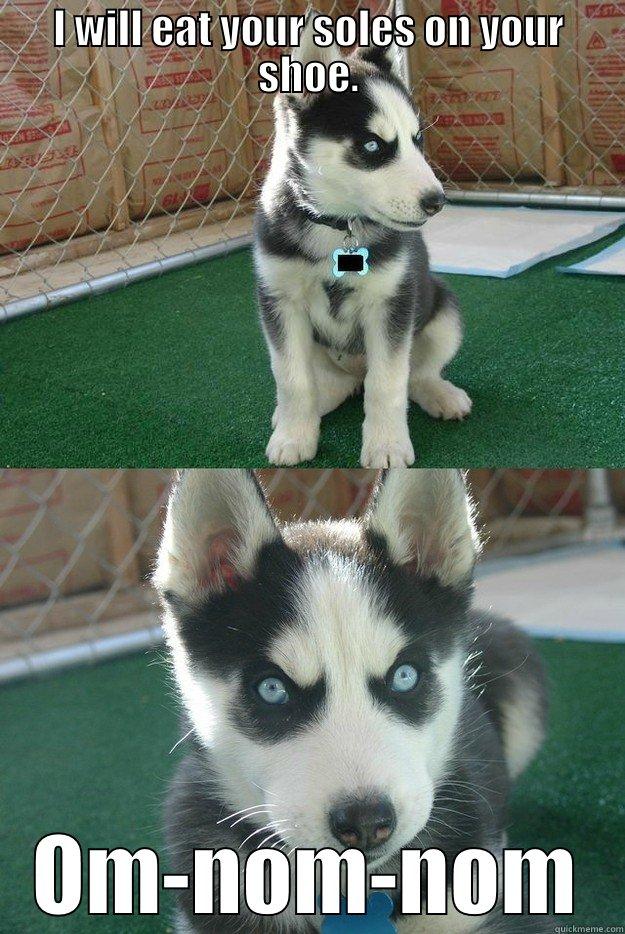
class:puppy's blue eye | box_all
[363,139,380,153]
[257,677,289,705]
[413,131,423,147]
[390,664,419,693]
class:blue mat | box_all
[559,235,625,276]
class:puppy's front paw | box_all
[360,424,415,467]
[410,378,472,421]
[266,421,319,465]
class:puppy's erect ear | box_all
[353,1,408,86]
[285,9,345,107]
[365,469,480,588]
[356,44,404,82]
[293,9,344,70]
[355,41,405,85]
[154,470,279,603]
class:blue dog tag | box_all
[332,247,369,278]
[321,893,395,932]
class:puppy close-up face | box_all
[279,25,446,229]
[155,469,478,863]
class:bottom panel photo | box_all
[2,469,624,933]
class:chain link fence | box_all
[1,468,623,683]
[1,1,624,317]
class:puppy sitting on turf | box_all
[155,469,548,932]
[254,12,472,467]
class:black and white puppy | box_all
[155,469,548,932]
[254,17,472,467]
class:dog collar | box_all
[300,207,355,232]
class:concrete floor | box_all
[475,543,625,641]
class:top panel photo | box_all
[2,0,625,468]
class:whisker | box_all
[257,829,287,849]
[475,654,530,689]
[427,816,463,836]
[441,782,495,814]
[239,821,289,850]
[432,805,479,823]
[419,115,440,133]
[271,835,289,849]
[250,780,280,799]
[169,728,194,755]
[229,808,279,829]
[216,803,278,826]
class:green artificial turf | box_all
[2,639,625,931]
[3,226,625,467]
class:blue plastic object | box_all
[558,234,625,277]
[321,893,396,932]
[332,247,370,278]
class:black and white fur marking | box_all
[156,469,549,932]
[254,21,472,467]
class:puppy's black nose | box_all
[420,190,446,216]
[329,796,396,851]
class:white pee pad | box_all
[559,235,625,277]
[475,544,625,643]
[422,204,625,278]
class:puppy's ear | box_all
[286,9,345,106]
[154,470,280,603]
[356,44,404,82]
[355,42,405,85]
[293,8,344,69]
[353,2,407,86]
[365,469,480,588]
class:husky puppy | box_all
[254,17,472,467]
[156,469,548,932]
